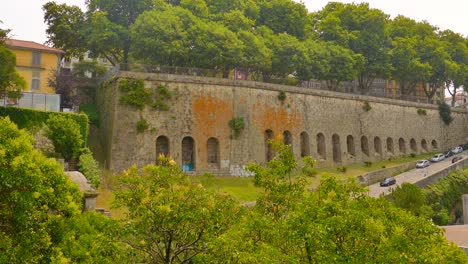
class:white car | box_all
[416,160,430,168]
[451,146,463,154]
[430,154,445,162]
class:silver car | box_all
[451,146,463,154]
[430,154,445,162]
[416,160,430,168]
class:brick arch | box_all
[283,130,292,146]
[300,131,310,157]
[347,135,355,156]
[182,136,195,171]
[399,138,406,154]
[374,136,382,155]
[361,136,369,156]
[207,137,219,167]
[386,137,394,154]
[432,140,438,149]
[410,138,417,152]
[156,136,170,162]
[332,134,341,163]
[317,133,326,160]
[265,129,274,162]
[421,139,428,152]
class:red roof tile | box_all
[5,39,64,54]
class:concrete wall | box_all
[357,161,416,186]
[99,72,468,174]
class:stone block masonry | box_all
[98,71,468,175]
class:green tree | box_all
[0,117,82,262]
[257,0,308,39]
[388,183,431,217]
[113,157,242,263]
[0,24,26,99]
[200,142,468,263]
[313,3,391,93]
[45,115,84,161]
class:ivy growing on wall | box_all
[417,108,427,116]
[229,117,245,139]
[119,78,152,110]
[136,118,149,133]
[438,102,453,125]
[362,101,372,112]
[278,91,287,103]
[119,78,172,111]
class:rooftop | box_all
[5,39,64,54]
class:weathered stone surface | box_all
[98,72,468,175]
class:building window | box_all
[32,51,41,66]
[31,71,41,90]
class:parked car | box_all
[451,146,463,154]
[461,143,468,150]
[380,177,396,187]
[430,154,446,162]
[416,160,430,168]
[443,150,454,158]
[452,156,463,163]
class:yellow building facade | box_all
[5,39,63,94]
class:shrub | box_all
[417,108,427,115]
[80,104,99,127]
[119,78,152,110]
[78,148,101,188]
[336,166,347,173]
[362,101,372,112]
[45,115,84,161]
[438,102,453,125]
[228,117,245,139]
[277,91,287,102]
[364,161,372,167]
[136,118,149,133]
[0,106,88,141]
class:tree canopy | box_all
[0,24,26,99]
[43,0,468,97]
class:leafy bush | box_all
[417,108,427,115]
[136,118,149,133]
[425,169,468,224]
[0,106,88,140]
[228,117,245,139]
[364,161,372,167]
[362,101,372,112]
[277,91,286,102]
[78,148,101,188]
[45,115,84,161]
[80,104,99,127]
[336,166,347,173]
[119,78,152,110]
[438,102,453,125]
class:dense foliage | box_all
[45,115,84,161]
[0,106,89,140]
[78,148,101,188]
[390,169,468,225]
[2,123,467,262]
[43,0,468,101]
[0,25,26,99]
[0,117,82,262]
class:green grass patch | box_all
[190,174,262,203]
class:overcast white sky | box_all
[0,0,467,44]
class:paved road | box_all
[368,151,467,197]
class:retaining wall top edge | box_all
[112,71,465,112]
